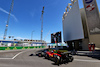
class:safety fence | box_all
[0,46,46,50]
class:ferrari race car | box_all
[36,49,48,57]
[44,49,73,66]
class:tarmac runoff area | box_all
[0,49,100,67]
[0,51,24,59]
[0,49,43,59]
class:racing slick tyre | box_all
[45,54,49,59]
[68,56,74,62]
[38,53,42,57]
[41,52,44,57]
[65,57,69,63]
[54,56,61,66]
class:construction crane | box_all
[3,0,14,40]
[40,6,44,41]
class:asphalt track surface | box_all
[0,49,100,67]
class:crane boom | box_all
[44,31,50,40]
[41,6,44,41]
[3,0,14,40]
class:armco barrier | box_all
[0,46,46,50]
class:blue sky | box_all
[0,0,100,43]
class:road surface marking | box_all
[0,51,24,60]
[0,58,12,59]
[12,49,38,59]
[74,59,100,63]
[12,51,25,59]
[0,49,41,59]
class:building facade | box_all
[62,0,100,50]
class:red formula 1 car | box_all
[45,50,73,66]
[44,50,57,59]
[44,46,67,59]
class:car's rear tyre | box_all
[68,56,74,62]
[45,54,49,59]
[54,56,60,65]
[38,54,42,57]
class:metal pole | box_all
[41,6,44,42]
[31,31,34,40]
[41,15,43,41]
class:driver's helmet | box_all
[53,50,55,52]
[57,51,61,54]
[51,51,54,53]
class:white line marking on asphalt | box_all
[0,49,41,60]
[74,59,100,63]
[0,50,31,59]
[12,49,38,59]
[12,51,25,59]
[0,58,12,59]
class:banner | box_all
[63,0,84,41]
[0,46,46,50]
[51,31,62,43]
[83,0,100,34]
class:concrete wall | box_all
[89,35,100,48]
[89,13,100,48]
[80,8,89,50]
[80,8,89,39]
[80,8,100,48]
[81,39,89,50]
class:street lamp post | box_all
[12,36,14,40]
[31,31,34,40]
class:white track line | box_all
[0,58,12,59]
[0,49,41,59]
[12,51,25,59]
[74,59,100,63]
[0,51,25,59]
[12,49,37,59]
[12,49,38,59]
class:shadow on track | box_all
[76,51,100,60]
[29,54,34,56]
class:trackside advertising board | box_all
[0,46,46,50]
[83,0,100,34]
[51,31,62,43]
[47,43,68,46]
[63,0,84,42]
